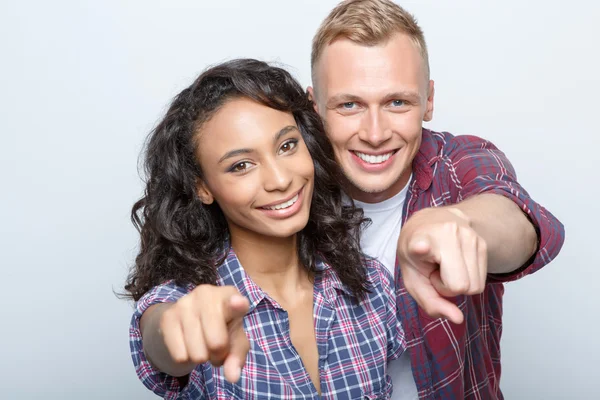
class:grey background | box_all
[1,0,598,398]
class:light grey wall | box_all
[1,1,597,398]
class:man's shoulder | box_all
[413,129,508,197]
[421,128,493,159]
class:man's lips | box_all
[351,149,399,164]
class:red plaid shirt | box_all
[397,129,565,399]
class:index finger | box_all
[407,234,434,260]
[199,288,248,366]
[224,292,250,324]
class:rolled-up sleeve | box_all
[129,281,196,399]
[444,135,565,282]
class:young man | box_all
[307,0,564,399]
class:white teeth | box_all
[354,151,394,164]
[265,194,299,210]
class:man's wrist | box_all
[445,207,472,226]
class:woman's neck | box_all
[229,229,310,299]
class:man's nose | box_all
[358,109,392,147]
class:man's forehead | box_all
[314,36,426,99]
[317,33,420,65]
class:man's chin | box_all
[345,178,395,199]
[342,169,408,200]
[356,184,393,195]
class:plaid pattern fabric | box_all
[130,249,406,399]
[398,129,565,399]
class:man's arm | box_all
[450,193,537,274]
[397,134,565,323]
[448,135,565,282]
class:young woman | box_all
[125,59,405,399]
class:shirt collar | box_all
[412,128,439,191]
[216,248,353,311]
[216,248,268,313]
[314,256,353,299]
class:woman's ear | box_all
[196,180,214,205]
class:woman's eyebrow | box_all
[218,125,298,163]
[218,148,253,163]
[273,125,298,142]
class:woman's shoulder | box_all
[361,256,394,289]
[134,280,196,314]
[316,254,394,297]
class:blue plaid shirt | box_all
[130,249,406,399]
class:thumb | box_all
[429,271,464,324]
[424,296,464,325]
[222,309,250,383]
[409,275,464,325]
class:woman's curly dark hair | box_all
[124,59,370,302]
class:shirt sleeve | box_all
[443,135,565,282]
[129,281,202,399]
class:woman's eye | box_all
[278,140,297,154]
[231,162,249,172]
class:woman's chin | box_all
[260,217,310,239]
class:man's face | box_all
[309,33,434,203]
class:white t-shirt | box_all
[354,180,418,400]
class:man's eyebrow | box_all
[326,94,363,108]
[217,126,298,164]
[326,91,423,107]
[382,91,422,103]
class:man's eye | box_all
[278,140,298,154]
[342,102,356,109]
[391,100,405,107]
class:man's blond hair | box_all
[311,0,429,85]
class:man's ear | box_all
[196,180,214,205]
[423,80,435,122]
[307,86,320,114]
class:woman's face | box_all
[195,97,315,241]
